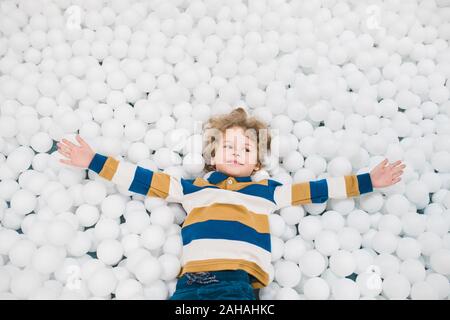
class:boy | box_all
[57,107,405,299]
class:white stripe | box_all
[165,176,184,203]
[327,176,347,199]
[111,161,137,190]
[202,171,214,180]
[273,184,292,210]
[181,185,277,214]
[181,239,272,272]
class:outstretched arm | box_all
[273,173,373,210]
[57,135,185,203]
[273,158,405,210]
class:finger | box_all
[62,138,78,148]
[376,159,388,168]
[58,143,72,153]
[387,160,400,168]
[392,177,401,183]
[57,141,72,150]
[391,161,404,168]
[392,171,403,178]
[57,148,71,158]
[58,140,71,148]
[59,159,73,165]
[76,134,89,148]
[388,160,402,168]
[392,166,404,173]
[385,164,394,172]
[387,161,401,170]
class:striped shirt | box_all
[88,152,374,288]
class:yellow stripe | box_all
[345,175,359,197]
[193,177,269,191]
[99,157,119,180]
[193,177,215,187]
[147,172,170,199]
[183,203,270,233]
[291,181,312,205]
[251,281,264,289]
[219,179,269,191]
[178,258,269,288]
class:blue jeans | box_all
[169,270,256,300]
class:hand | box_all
[370,159,406,188]
[57,134,95,168]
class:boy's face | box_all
[211,126,259,177]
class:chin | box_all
[224,166,240,173]
[224,166,250,176]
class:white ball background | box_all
[0,0,450,300]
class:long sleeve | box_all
[273,173,373,210]
[88,153,185,203]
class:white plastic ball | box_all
[274,260,301,288]
[32,245,64,274]
[331,278,360,300]
[140,225,165,250]
[97,239,124,266]
[299,250,326,277]
[303,277,330,300]
[93,216,120,241]
[46,219,75,246]
[101,195,126,219]
[10,189,36,216]
[329,250,356,277]
[158,254,181,281]
[82,181,107,206]
[134,256,161,285]
[382,273,411,300]
[76,204,100,227]
[149,206,174,229]
[87,267,118,297]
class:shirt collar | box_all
[206,170,252,184]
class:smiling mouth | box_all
[227,161,242,165]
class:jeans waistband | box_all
[177,270,251,287]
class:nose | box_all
[232,149,241,158]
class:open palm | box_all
[57,134,95,168]
[370,159,406,188]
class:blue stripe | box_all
[181,220,271,251]
[309,179,328,203]
[181,180,220,194]
[129,166,154,195]
[236,184,277,203]
[88,153,107,174]
[207,171,229,184]
[207,171,252,184]
[235,176,252,182]
[357,173,373,194]
[181,179,282,204]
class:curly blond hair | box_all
[202,107,271,174]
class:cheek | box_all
[249,150,258,162]
[242,152,258,165]
[222,148,233,158]
[213,147,226,162]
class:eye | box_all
[245,148,250,152]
